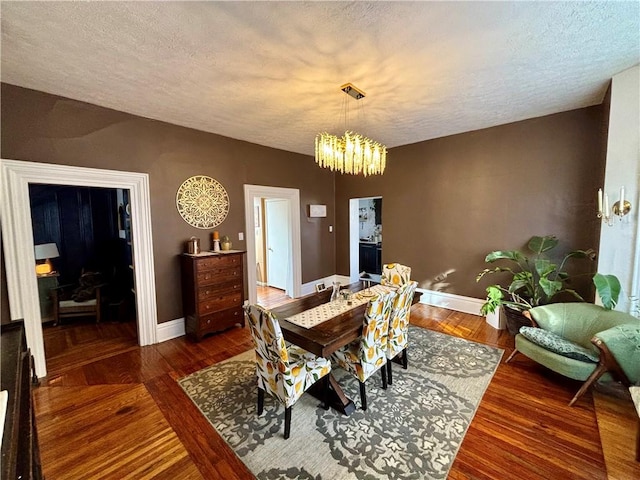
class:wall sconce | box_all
[597,187,632,226]
[34,243,60,275]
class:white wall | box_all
[598,65,640,314]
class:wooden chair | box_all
[244,304,331,439]
[386,281,418,384]
[331,290,396,410]
[51,272,105,325]
[381,263,411,286]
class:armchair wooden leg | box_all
[284,406,292,439]
[505,348,520,363]
[359,381,367,411]
[569,363,608,407]
[387,361,393,385]
[257,387,265,415]
[381,364,388,390]
[402,348,408,369]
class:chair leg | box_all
[284,406,292,439]
[505,348,520,363]
[359,381,367,411]
[402,348,408,369]
[257,387,265,415]
[569,363,608,407]
[381,364,388,390]
[387,361,393,385]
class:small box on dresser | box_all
[180,251,246,342]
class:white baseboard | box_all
[155,284,503,345]
[157,317,186,342]
[301,274,352,297]
[417,288,505,330]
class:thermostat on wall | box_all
[309,204,327,217]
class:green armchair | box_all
[505,303,640,406]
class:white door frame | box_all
[243,185,302,305]
[1,159,158,378]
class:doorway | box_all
[1,159,158,378]
[244,185,302,306]
[264,198,290,291]
[29,183,137,328]
[349,196,383,282]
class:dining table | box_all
[271,281,421,415]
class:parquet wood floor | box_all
[33,303,639,479]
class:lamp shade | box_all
[34,243,60,260]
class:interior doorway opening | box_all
[254,197,292,305]
[1,159,158,378]
[349,196,383,282]
[243,185,302,307]
[29,183,137,332]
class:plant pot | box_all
[502,306,533,336]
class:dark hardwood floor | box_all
[34,299,639,479]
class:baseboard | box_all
[301,275,352,297]
[157,317,186,342]
[156,286,502,344]
[416,288,504,329]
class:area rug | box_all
[178,326,503,480]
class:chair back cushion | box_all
[245,304,331,408]
[528,303,637,348]
[387,281,418,358]
[359,291,395,377]
[245,304,290,403]
[381,263,411,286]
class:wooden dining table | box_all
[271,282,421,415]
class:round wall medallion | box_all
[176,175,229,229]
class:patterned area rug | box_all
[178,326,503,480]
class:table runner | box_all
[285,284,396,328]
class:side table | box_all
[37,273,59,323]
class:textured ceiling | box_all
[1,1,639,156]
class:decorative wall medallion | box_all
[176,175,229,229]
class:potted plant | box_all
[477,235,596,334]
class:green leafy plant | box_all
[592,273,621,310]
[477,235,596,315]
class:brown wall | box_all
[336,106,606,299]
[1,84,335,324]
[1,83,607,324]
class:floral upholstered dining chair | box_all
[331,290,396,411]
[244,304,331,439]
[386,281,418,384]
[381,263,412,286]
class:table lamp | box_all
[34,243,60,275]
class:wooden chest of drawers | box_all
[180,251,246,341]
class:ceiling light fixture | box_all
[315,83,387,176]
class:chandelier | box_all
[315,84,387,176]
